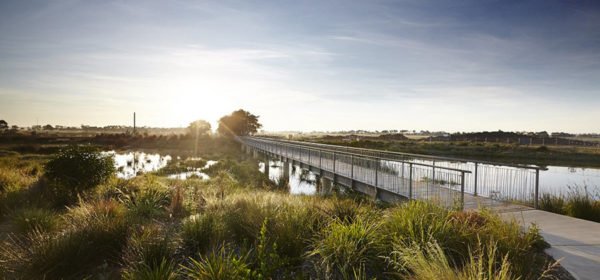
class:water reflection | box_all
[168,160,218,180]
[104,151,217,180]
[259,160,318,195]
[384,158,600,197]
[103,151,171,179]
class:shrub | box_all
[255,217,285,279]
[44,146,114,201]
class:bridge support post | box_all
[283,161,290,181]
[320,177,333,195]
[264,158,270,179]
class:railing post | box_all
[408,163,413,200]
[319,149,322,169]
[473,162,478,196]
[375,158,379,187]
[534,168,540,209]
[333,152,336,172]
[432,160,436,185]
[350,154,354,179]
[460,171,465,210]
[401,161,405,178]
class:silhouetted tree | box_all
[0,120,7,130]
[43,124,54,130]
[187,120,211,136]
[217,109,262,137]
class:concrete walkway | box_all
[499,209,600,280]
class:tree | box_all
[187,120,212,136]
[217,109,262,137]
[0,120,7,130]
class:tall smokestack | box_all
[133,112,136,135]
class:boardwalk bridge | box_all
[240,136,543,210]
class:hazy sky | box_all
[1,0,599,132]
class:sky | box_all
[1,0,599,133]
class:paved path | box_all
[499,209,600,280]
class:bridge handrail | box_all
[254,136,544,171]
[242,136,472,174]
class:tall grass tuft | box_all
[308,215,386,279]
[181,245,252,280]
[389,240,514,280]
[181,212,224,254]
[116,176,171,220]
[11,207,60,234]
[564,186,600,222]
[122,225,178,280]
[539,193,566,215]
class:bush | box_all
[45,146,114,201]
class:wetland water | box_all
[104,151,215,180]
[259,157,600,199]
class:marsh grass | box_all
[0,151,560,280]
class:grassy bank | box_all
[0,146,566,279]
[306,138,600,168]
[539,186,600,222]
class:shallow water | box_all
[103,151,172,179]
[168,160,218,180]
[104,151,216,180]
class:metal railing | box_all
[241,137,472,209]
[244,136,544,208]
